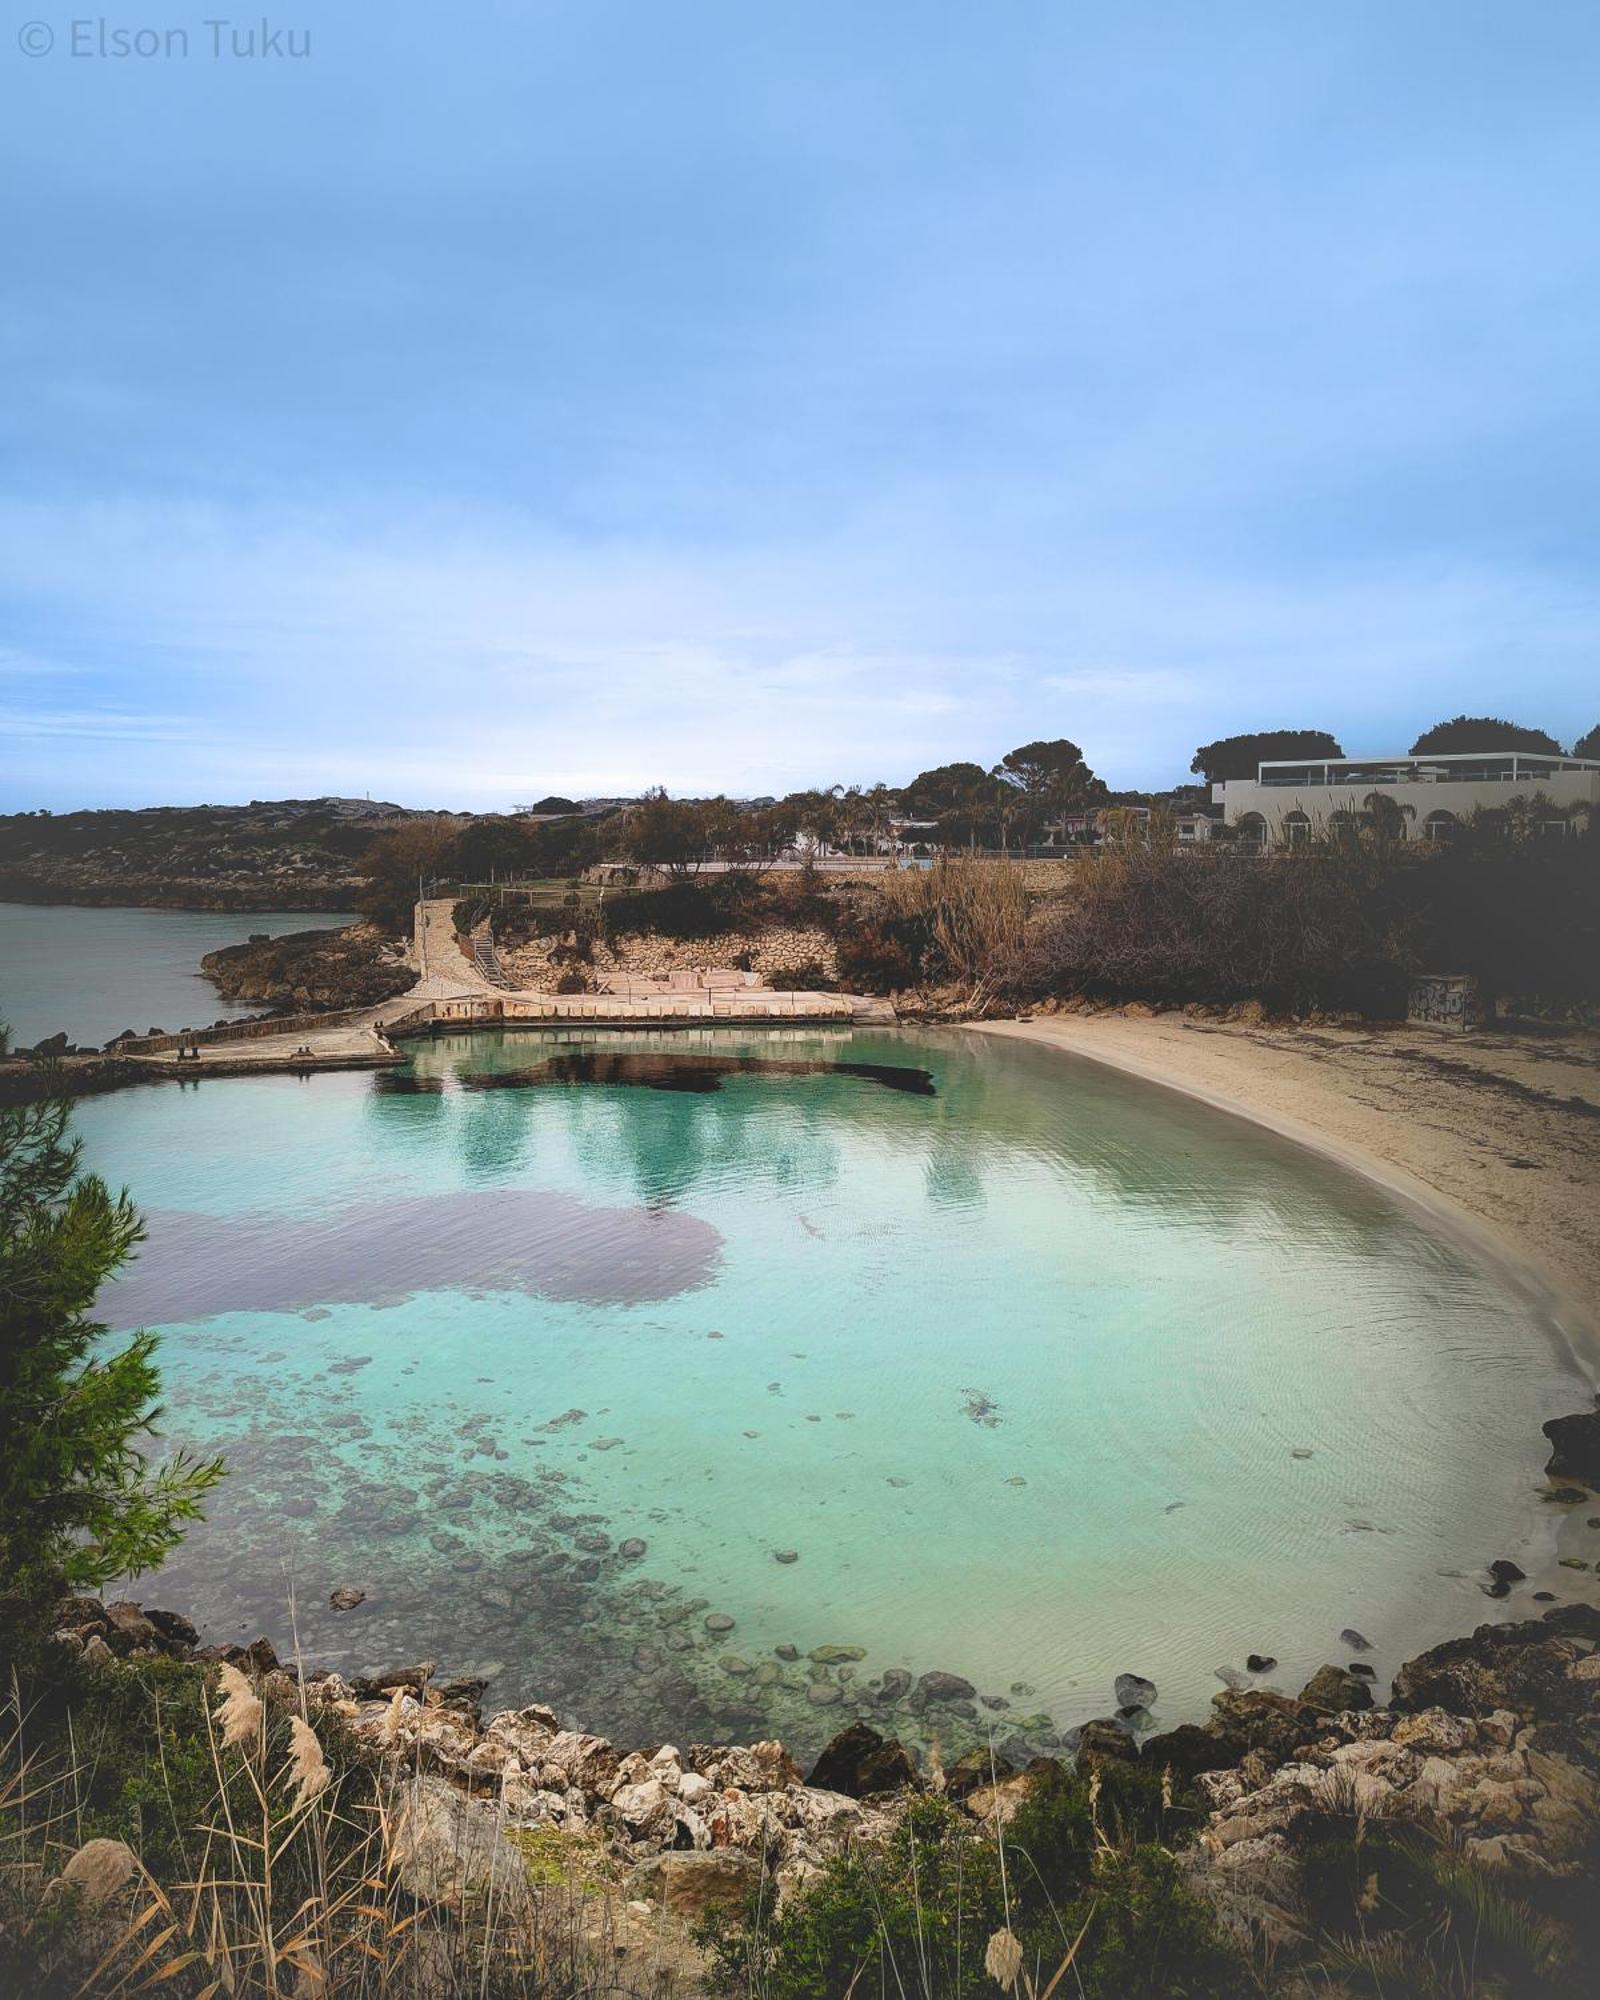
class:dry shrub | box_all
[1023,847,1419,1016]
[0,1671,669,2000]
[836,861,1029,1002]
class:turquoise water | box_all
[78,1024,1584,1762]
[0,903,349,1048]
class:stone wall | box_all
[500,924,838,989]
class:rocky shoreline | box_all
[199,922,413,1013]
[43,1573,1600,1968]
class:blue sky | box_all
[3,1,1596,809]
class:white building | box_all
[1212,750,1600,847]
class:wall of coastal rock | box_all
[500,924,839,988]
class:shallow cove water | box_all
[84,1024,1583,1763]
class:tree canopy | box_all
[993,737,1105,804]
[900,762,995,816]
[1190,730,1344,784]
[1570,723,1599,760]
[0,1075,222,1624]
[1409,715,1562,757]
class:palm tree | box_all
[1362,791,1415,849]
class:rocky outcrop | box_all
[200,924,413,1014]
[47,1589,1600,1977]
[806,1722,919,1799]
[1544,1408,1600,1484]
[1156,1611,1600,1954]
[1389,1604,1600,1720]
[500,924,839,991]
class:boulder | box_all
[808,1722,919,1799]
[1299,1666,1374,1714]
[1074,1718,1137,1769]
[384,1776,531,1913]
[1543,1411,1600,1484]
[143,1606,200,1650]
[1141,1722,1241,1782]
[1391,1609,1600,1720]
[943,1745,1015,1802]
[103,1603,158,1651]
[915,1670,976,1703]
[628,1849,761,1918]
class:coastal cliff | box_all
[200,923,414,1013]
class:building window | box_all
[1423,810,1458,843]
[1282,810,1311,846]
[1235,812,1266,848]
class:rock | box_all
[619,1538,648,1558]
[915,1670,976,1703]
[1339,1628,1372,1652]
[1542,1410,1600,1484]
[1300,1666,1374,1714]
[143,1606,199,1650]
[628,1850,760,1918]
[385,1776,532,1912]
[775,1644,799,1662]
[329,1587,366,1612]
[1391,1708,1474,1755]
[1245,1655,1277,1674]
[351,1662,433,1698]
[806,1681,843,1707]
[807,1723,919,1798]
[104,1603,157,1650]
[705,1613,735,1634]
[1114,1672,1158,1710]
[875,1668,912,1702]
[1391,1607,1600,1719]
[1141,1723,1240,1781]
[944,1746,1013,1801]
[808,1645,865,1665]
[1488,1560,1526,1586]
[773,1549,800,1564]
[1074,1718,1137,1769]
[609,1777,678,1841]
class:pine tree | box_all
[0,1062,223,1622]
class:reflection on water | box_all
[78,1025,1585,1764]
[459,1051,937,1095]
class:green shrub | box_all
[702,1766,1249,2000]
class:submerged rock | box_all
[916,1670,976,1703]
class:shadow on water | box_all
[102,1187,722,1322]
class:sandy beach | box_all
[977,1011,1600,1372]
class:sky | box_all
[2,1,1597,811]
